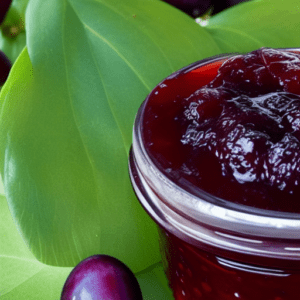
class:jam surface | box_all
[143,48,300,212]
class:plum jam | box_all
[129,48,300,300]
[143,48,300,213]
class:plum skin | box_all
[61,255,143,300]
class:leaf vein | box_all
[83,23,151,91]
[62,1,95,266]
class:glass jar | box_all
[129,52,300,300]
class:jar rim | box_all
[130,48,300,242]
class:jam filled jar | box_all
[129,48,300,300]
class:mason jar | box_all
[129,51,300,300]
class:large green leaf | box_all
[206,0,300,52]
[0,0,220,271]
[0,192,173,299]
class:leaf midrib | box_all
[66,0,135,167]
[61,0,95,266]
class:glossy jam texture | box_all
[159,228,300,300]
[143,48,300,212]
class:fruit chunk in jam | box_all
[143,48,300,212]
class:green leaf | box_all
[10,0,30,16]
[136,262,174,300]
[205,0,300,52]
[0,193,173,299]
[0,193,73,299]
[0,31,26,63]
[0,0,220,272]
[0,0,28,63]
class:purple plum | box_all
[61,255,143,300]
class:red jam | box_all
[159,228,300,300]
[139,48,300,299]
[143,48,300,213]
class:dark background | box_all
[162,0,251,18]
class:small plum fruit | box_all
[61,255,143,300]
